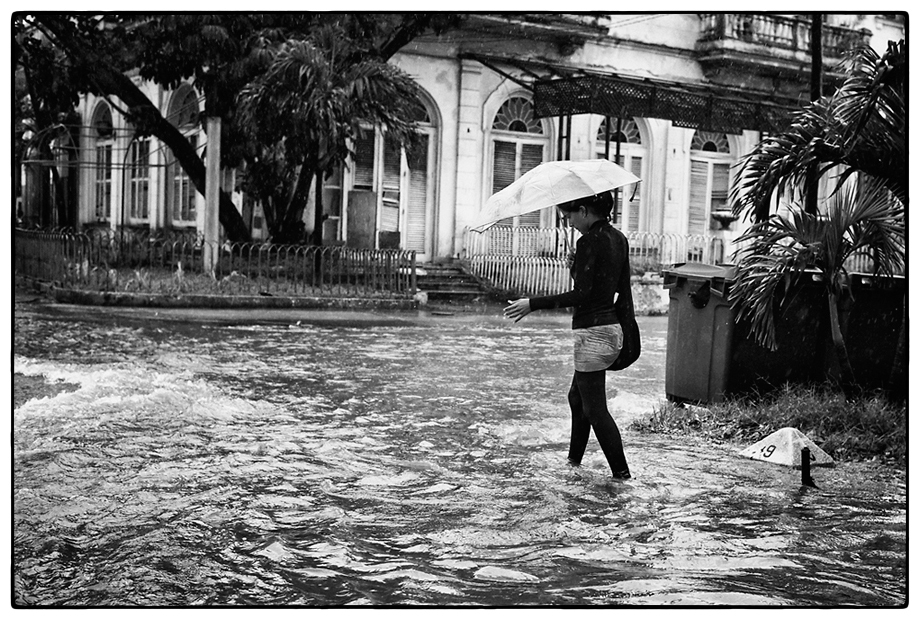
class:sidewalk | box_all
[13,279,527,327]
[14,274,668,323]
[22,275,418,308]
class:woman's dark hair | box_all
[557,191,614,220]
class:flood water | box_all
[13,300,907,607]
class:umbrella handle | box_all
[562,229,575,268]
[563,228,574,254]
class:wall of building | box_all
[57,13,903,262]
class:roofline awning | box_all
[533,73,801,135]
[459,52,801,135]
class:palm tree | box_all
[236,22,424,244]
[731,41,906,222]
[730,178,904,396]
[728,40,907,400]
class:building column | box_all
[452,59,484,258]
[662,123,689,235]
[203,116,221,273]
[149,138,165,232]
[110,113,127,232]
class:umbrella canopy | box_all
[470,159,640,232]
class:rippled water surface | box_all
[13,302,906,606]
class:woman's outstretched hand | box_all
[503,298,532,323]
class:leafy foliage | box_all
[730,177,904,350]
[14,13,461,241]
[236,22,426,242]
[727,37,906,399]
[731,41,907,222]
[631,383,906,465]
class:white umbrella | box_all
[470,159,640,233]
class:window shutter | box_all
[95,145,112,218]
[405,134,429,252]
[380,136,401,232]
[353,132,375,190]
[627,156,642,231]
[517,144,544,230]
[491,140,517,231]
[130,139,150,219]
[492,141,517,194]
[489,141,517,251]
[711,163,730,211]
[688,159,709,235]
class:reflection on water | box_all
[13,305,906,606]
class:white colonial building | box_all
[28,14,905,273]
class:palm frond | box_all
[730,174,903,350]
[730,222,818,350]
[730,41,907,221]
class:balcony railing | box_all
[698,14,871,58]
[14,228,417,299]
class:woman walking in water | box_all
[503,190,632,479]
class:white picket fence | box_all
[462,227,726,296]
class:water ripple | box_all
[13,310,906,606]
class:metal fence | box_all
[462,227,726,296]
[14,228,417,298]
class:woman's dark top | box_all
[529,220,630,329]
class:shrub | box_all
[630,383,906,465]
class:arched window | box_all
[489,96,548,254]
[492,97,543,134]
[127,131,150,221]
[689,130,733,243]
[167,86,200,129]
[690,131,730,153]
[597,117,641,147]
[92,103,113,221]
[596,117,645,232]
[165,85,201,225]
[348,92,439,257]
[404,100,437,255]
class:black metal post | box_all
[805,15,823,215]
[801,448,816,487]
[565,115,572,160]
[613,116,623,223]
[604,115,611,159]
[557,115,565,160]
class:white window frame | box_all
[487,97,550,228]
[127,137,151,222]
[346,119,438,255]
[166,85,202,228]
[595,117,647,232]
[92,103,114,222]
[688,131,734,237]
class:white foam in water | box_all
[491,417,566,447]
[609,391,659,422]
[356,472,421,487]
[13,355,279,443]
[473,566,540,583]
[12,314,907,607]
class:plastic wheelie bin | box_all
[662,262,738,404]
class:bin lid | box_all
[662,262,737,281]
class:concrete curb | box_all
[18,276,665,315]
[46,284,419,311]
